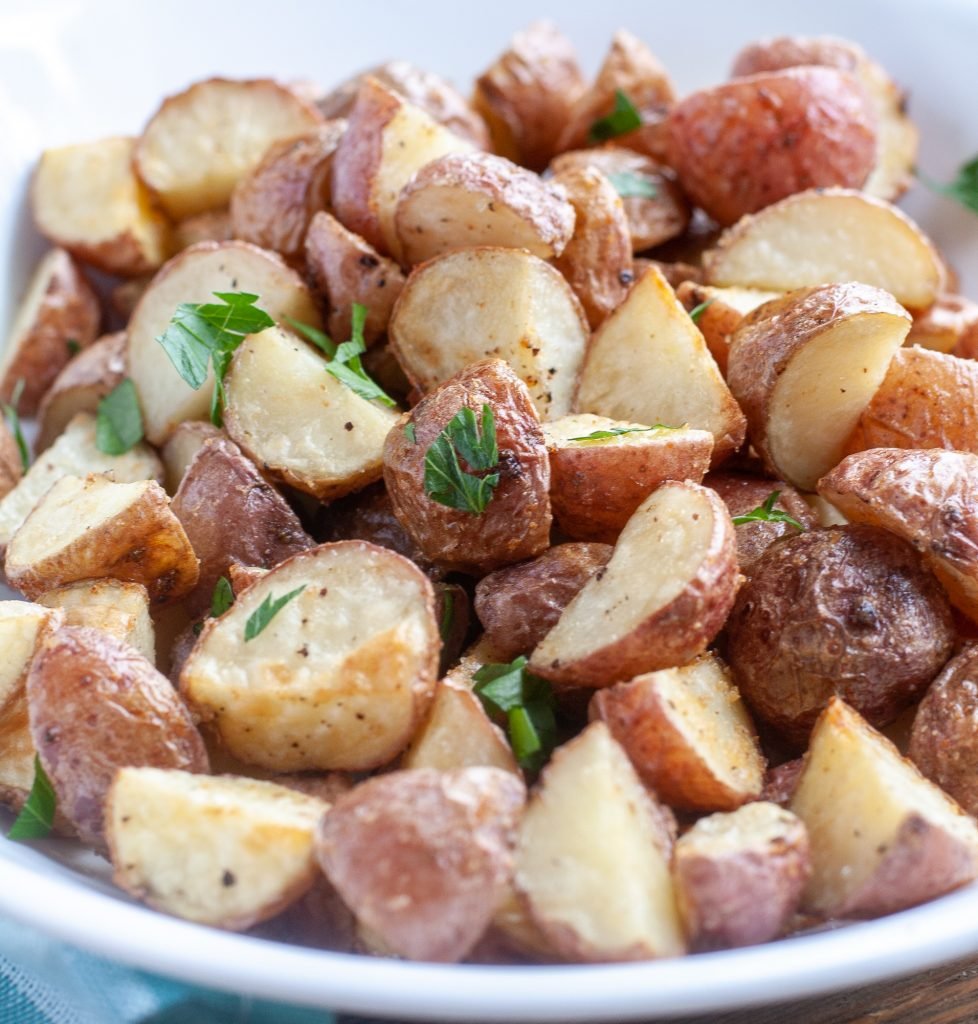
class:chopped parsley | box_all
[731,490,806,530]
[588,90,642,144]
[423,405,500,514]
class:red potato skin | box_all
[760,758,805,807]
[666,67,877,226]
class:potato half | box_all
[181,541,439,772]
[108,768,326,929]
[160,421,223,495]
[910,294,978,355]
[530,481,738,687]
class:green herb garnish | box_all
[731,490,806,530]
[65,338,81,357]
[286,317,336,358]
[423,405,500,514]
[606,170,658,199]
[689,297,717,324]
[7,756,56,840]
[2,379,29,472]
[211,575,235,617]
[156,291,275,427]
[404,422,417,444]
[474,657,556,773]
[919,156,978,215]
[568,423,681,442]
[588,90,642,144]
[439,589,455,643]
[95,378,144,455]
[244,586,305,642]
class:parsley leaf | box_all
[606,170,658,199]
[244,586,305,642]
[65,338,81,357]
[474,657,556,773]
[7,756,56,840]
[568,423,681,442]
[212,576,235,617]
[438,589,455,643]
[2,379,29,473]
[156,292,275,426]
[588,90,642,144]
[689,297,717,324]
[404,422,417,444]
[731,490,806,530]
[96,378,144,455]
[919,156,978,215]
[286,317,336,358]
[423,405,500,514]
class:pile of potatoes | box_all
[3,21,978,965]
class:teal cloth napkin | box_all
[0,917,337,1024]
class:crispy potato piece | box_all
[673,802,810,951]
[171,209,234,251]
[0,422,22,501]
[384,360,551,574]
[591,653,764,812]
[32,137,171,276]
[791,698,978,917]
[907,294,978,355]
[108,768,325,929]
[36,331,127,453]
[1,248,100,414]
[316,767,525,962]
[331,77,474,259]
[549,149,689,252]
[730,35,917,202]
[703,189,946,311]
[181,541,438,772]
[575,266,747,465]
[728,283,910,490]
[27,626,208,844]
[556,30,675,162]
[531,482,738,687]
[727,525,954,745]
[5,475,199,604]
[160,421,223,495]
[229,122,345,263]
[135,78,323,219]
[819,448,978,621]
[227,563,268,596]
[171,437,313,615]
[474,543,612,662]
[395,152,575,266]
[706,471,816,575]
[127,241,322,444]
[223,325,398,500]
[36,579,154,663]
[304,211,404,347]
[0,412,162,552]
[473,21,585,171]
[544,415,713,543]
[666,68,876,226]
[845,347,978,456]
[515,721,684,961]
[390,247,588,420]
[550,167,631,329]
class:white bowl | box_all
[1,0,977,1018]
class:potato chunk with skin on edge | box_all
[160,421,223,495]
[108,768,326,930]
[180,541,439,773]
[791,698,978,917]
[911,294,978,355]
[0,421,22,502]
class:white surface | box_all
[1,0,978,1018]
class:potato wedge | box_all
[229,122,345,263]
[5,475,199,604]
[574,266,747,465]
[530,482,738,687]
[384,360,551,574]
[515,721,684,962]
[550,167,632,329]
[316,767,525,962]
[389,247,588,420]
[36,579,154,663]
[544,415,713,543]
[1,248,100,414]
[127,241,322,444]
[32,137,171,276]
[36,331,127,453]
[727,283,910,490]
[727,525,955,745]
[223,325,398,500]
[473,21,585,171]
[181,541,438,772]
[395,152,575,266]
[27,625,208,844]
[108,768,325,929]
[907,294,978,355]
[135,77,323,219]
[819,448,978,621]
[330,77,474,259]
[703,189,946,311]
[160,421,223,495]
[0,412,162,552]
[590,653,764,812]
[791,698,978,917]
[673,802,810,950]
[0,422,22,502]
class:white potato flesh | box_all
[127,241,322,445]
